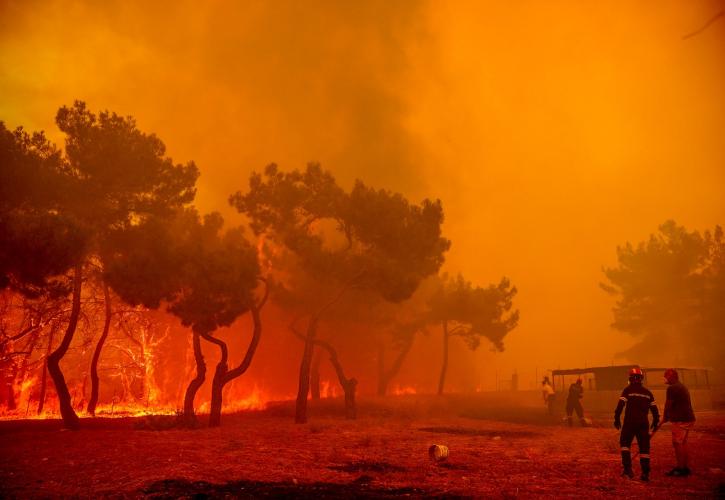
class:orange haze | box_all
[1,0,723,391]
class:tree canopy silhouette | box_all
[0,122,87,297]
[428,274,519,395]
[602,220,724,366]
[105,208,263,426]
[231,163,450,422]
[1,102,200,428]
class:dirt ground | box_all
[1,396,724,498]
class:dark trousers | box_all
[620,422,650,473]
[566,400,583,418]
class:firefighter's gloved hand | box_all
[614,419,621,430]
[651,420,659,431]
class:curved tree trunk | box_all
[437,320,449,396]
[46,263,83,430]
[183,332,206,425]
[87,281,112,416]
[294,281,353,424]
[315,339,357,419]
[208,304,264,427]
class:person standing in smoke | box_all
[566,378,586,426]
[614,367,659,481]
[662,368,695,477]
[541,376,555,416]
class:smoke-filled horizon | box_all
[2,0,724,389]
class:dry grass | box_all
[0,396,723,498]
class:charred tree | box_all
[46,264,82,429]
[208,297,265,428]
[377,334,414,397]
[429,275,518,396]
[87,281,112,416]
[294,285,352,424]
[316,339,357,419]
[290,319,357,419]
[295,316,319,424]
[232,164,450,424]
[182,331,206,425]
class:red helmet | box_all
[629,367,644,382]
[664,368,678,383]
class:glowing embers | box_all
[198,385,267,413]
[319,380,339,399]
[392,385,417,396]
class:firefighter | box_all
[566,378,585,426]
[662,368,695,477]
[614,367,659,481]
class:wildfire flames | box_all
[392,385,417,396]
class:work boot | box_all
[621,450,632,474]
[640,457,650,481]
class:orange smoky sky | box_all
[1,0,723,389]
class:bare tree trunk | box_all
[437,320,448,396]
[208,303,264,427]
[206,334,228,428]
[87,281,112,416]
[310,350,321,400]
[183,332,206,425]
[344,380,357,419]
[46,263,83,429]
[294,280,353,424]
[178,334,195,408]
[295,317,317,424]
[378,335,414,396]
[315,339,357,419]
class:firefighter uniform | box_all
[614,370,659,481]
[566,380,585,426]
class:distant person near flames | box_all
[566,378,586,426]
[614,367,660,482]
[662,368,695,477]
[542,376,555,416]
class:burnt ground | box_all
[1,396,724,498]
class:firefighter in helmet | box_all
[614,367,659,481]
[566,377,586,426]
